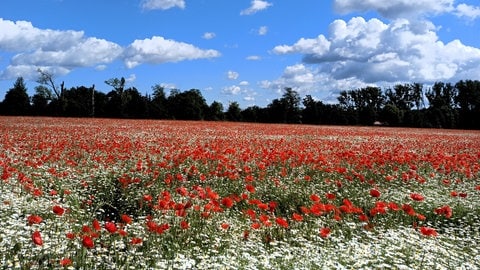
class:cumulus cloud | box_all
[455,3,480,20]
[273,17,480,84]
[240,0,273,15]
[141,0,185,10]
[123,36,220,68]
[333,0,455,19]
[0,18,122,79]
[0,18,221,79]
[227,70,239,80]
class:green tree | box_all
[206,101,224,121]
[425,82,458,128]
[1,77,31,115]
[167,89,208,120]
[455,80,480,129]
[226,102,242,122]
[150,84,168,119]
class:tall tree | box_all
[226,102,242,122]
[150,84,168,119]
[455,80,480,129]
[1,77,30,115]
[425,82,458,128]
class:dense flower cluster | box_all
[0,116,479,269]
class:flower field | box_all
[1,116,479,269]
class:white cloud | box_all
[0,18,222,79]
[246,55,261,60]
[258,26,268,35]
[227,70,239,80]
[222,85,242,95]
[333,0,454,19]
[240,0,273,15]
[123,36,221,68]
[455,4,480,20]
[202,32,216,39]
[141,0,185,10]
[0,18,122,79]
[273,17,480,84]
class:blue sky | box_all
[1,0,479,108]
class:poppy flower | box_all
[105,222,117,233]
[221,222,230,230]
[27,214,43,225]
[251,222,261,229]
[82,235,95,249]
[325,193,336,200]
[121,214,132,224]
[320,227,331,238]
[59,258,72,267]
[310,194,320,202]
[221,197,234,208]
[130,237,143,245]
[419,226,438,237]
[92,219,101,231]
[32,230,43,246]
[52,205,65,216]
[244,184,255,193]
[275,217,289,228]
[180,220,189,229]
[410,193,424,201]
[369,189,381,198]
[292,213,303,222]
[66,232,75,240]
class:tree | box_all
[455,80,480,129]
[36,69,67,114]
[282,88,301,123]
[1,77,30,115]
[150,84,168,119]
[167,89,208,120]
[425,82,458,128]
[226,102,242,122]
[206,101,224,121]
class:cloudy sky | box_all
[1,0,479,107]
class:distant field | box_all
[1,116,479,269]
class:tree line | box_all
[1,71,479,129]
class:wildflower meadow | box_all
[1,116,479,269]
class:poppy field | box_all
[1,116,479,269]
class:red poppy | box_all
[325,193,336,200]
[180,220,189,229]
[121,214,132,224]
[320,227,331,238]
[32,230,43,246]
[434,205,453,218]
[419,226,438,237]
[130,237,143,245]
[410,193,424,201]
[52,205,65,216]
[310,194,320,202]
[105,222,117,233]
[292,213,303,222]
[245,184,255,193]
[251,222,261,229]
[275,217,289,228]
[92,219,101,231]
[369,189,381,198]
[221,197,234,208]
[66,232,75,240]
[59,258,72,267]
[82,235,95,249]
[221,222,230,230]
[27,214,43,225]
